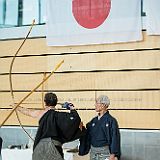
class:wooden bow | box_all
[9,20,35,141]
[1,60,64,128]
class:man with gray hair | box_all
[79,95,121,160]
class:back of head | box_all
[44,92,58,106]
[97,95,110,107]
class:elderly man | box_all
[79,95,121,160]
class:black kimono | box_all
[33,109,85,159]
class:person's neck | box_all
[45,106,55,110]
[98,109,107,117]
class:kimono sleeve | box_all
[78,126,91,156]
[110,118,121,159]
[56,110,82,142]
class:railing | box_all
[0,0,45,28]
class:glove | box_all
[62,102,74,110]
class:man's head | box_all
[95,95,110,112]
[44,92,58,107]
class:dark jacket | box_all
[79,111,121,159]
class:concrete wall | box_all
[0,127,160,160]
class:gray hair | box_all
[97,95,110,107]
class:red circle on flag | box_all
[72,0,111,29]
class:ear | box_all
[102,104,108,109]
[101,104,106,108]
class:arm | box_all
[109,119,121,160]
[16,106,45,118]
[79,122,91,156]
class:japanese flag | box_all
[46,0,142,46]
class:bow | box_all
[9,20,35,141]
[41,72,47,109]
[1,60,64,127]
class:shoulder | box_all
[56,110,81,122]
[86,116,97,127]
[107,113,117,120]
[56,109,78,116]
[104,112,118,124]
[90,115,97,122]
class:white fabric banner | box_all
[46,0,142,46]
[144,0,160,35]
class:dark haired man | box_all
[17,92,84,160]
